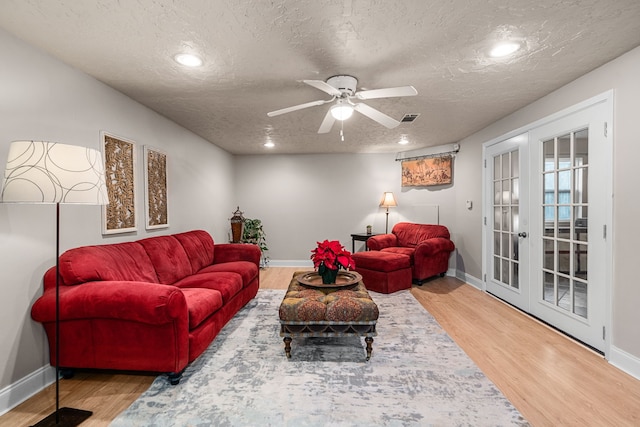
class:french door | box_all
[484,93,612,353]
[485,134,530,310]
[528,99,611,351]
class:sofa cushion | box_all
[174,230,215,274]
[59,242,159,285]
[393,223,450,247]
[138,235,193,284]
[198,261,258,288]
[174,272,243,304]
[180,287,223,329]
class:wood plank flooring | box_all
[2,267,639,426]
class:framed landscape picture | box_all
[144,145,169,229]
[101,131,137,234]
[401,155,453,187]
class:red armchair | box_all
[366,222,455,284]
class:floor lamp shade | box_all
[379,192,397,209]
[1,140,108,204]
[1,140,107,426]
[379,192,397,234]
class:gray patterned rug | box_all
[111,289,528,427]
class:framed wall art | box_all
[401,155,453,187]
[144,145,169,229]
[101,131,137,234]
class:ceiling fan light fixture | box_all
[174,53,203,67]
[330,103,354,121]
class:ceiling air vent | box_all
[401,113,420,123]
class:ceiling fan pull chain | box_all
[340,121,345,141]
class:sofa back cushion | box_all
[138,235,193,284]
[173,230,215,273]
[59,242,159,285]
[392,222,451,247]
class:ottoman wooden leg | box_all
[365,337,374,360]
[283,337,292,358]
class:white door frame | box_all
[482,90,613,356]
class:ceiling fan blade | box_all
[302,80,343,97]
[317,109,336,134]
[355,85,418,100]
[353,103,401,129]
[267,99,330,117]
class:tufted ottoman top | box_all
[279,272,379,323]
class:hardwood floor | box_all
[410,276,640,426]
[2,267,639,426]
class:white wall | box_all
[0,29,236,407]
[234,153,458,263]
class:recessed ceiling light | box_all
[398,135,409,145]
[174,53,203,67]
[490,42,520,58]
[264,141,275,148]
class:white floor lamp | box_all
[1,141,109,426]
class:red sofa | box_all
[30,230,260,384]
[366,222,455,284]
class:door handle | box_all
[518,232,528,238]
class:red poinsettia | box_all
[310,240,355,271]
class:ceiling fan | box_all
[267,75,417,134]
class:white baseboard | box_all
[266,260,313,267]
[455,270,483,290]
[0,365,55,416]
[609,345,640,380]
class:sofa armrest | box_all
[213,243,261,267]
[367,234,398,251]
[31,281,187,325]
[414,238,456,257]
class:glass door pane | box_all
[492,149,520,290]
[540,129,589,319]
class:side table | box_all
[350,233,381,252]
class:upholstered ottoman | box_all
[279,272,379,360]
[352,251,412,294]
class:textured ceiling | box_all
[1,0,640,155]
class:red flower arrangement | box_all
[310,240,355,272]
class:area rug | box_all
[111,289,528,427]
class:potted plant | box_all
[241,218,269,267]
[310,240,355,284]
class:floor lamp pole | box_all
[56,202,60,423]
[32,203,92,427]
[385,208,390,234]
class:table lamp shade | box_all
[1,141,109,205]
